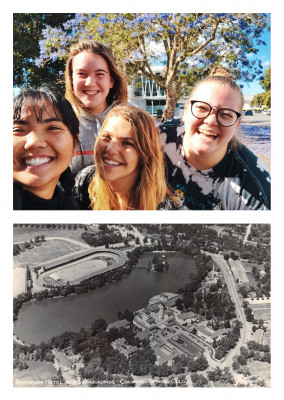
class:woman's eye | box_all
[47,125,61,131]
[101,135,111,141]
[220,111,233,119]
[13,126,26,134]
[123,141,134,147]
[197,106,208,112]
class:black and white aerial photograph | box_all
[13,223,271,388]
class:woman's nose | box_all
[106,140,119,153]
[85,75,95,86]
[24,132,47,150]
[203,110,219,125]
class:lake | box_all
[14,252,196,345]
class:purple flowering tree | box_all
[36,13,269,122]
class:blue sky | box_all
[238,28,271,95]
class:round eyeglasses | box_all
[190,100,241,127]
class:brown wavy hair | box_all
[65,40,128,115]
[88,105,173,210]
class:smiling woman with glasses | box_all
[159,67,271,210]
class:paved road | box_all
[243,224,252,244]
[208,253,251,367]
[241,114,270,126]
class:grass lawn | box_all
[13,360,57,387]
[14,226,87,243]
[14,239,84,265]
[246,360,271,386]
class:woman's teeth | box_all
[84,90,99,95]
[104,159,122,166]
[23,157,52,166]
[198,129,218,138]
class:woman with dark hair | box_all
[13,87,80,210]
[65,40,128,174]
[160,67,271,210]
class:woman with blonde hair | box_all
[73,105,177,210]
[65,40,128,174]
[160,67,271,210]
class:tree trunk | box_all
[160,83,178,123]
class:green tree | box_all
[13,244,21,256]
[130,345,156,375]
[13,13,75,89]
[251,66,271,109]
[251,92,266,108]
[260,66,271,92]
[34,13,269,121]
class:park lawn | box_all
[246,360,271,386]
[242,261,263,272]
[14,239,83,265]
[14,226,87,243]
[13,360,57,387]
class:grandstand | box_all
[36,248,127,272]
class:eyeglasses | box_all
[190,100,241,127]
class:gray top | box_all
[69,105,112,175]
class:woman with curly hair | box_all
[74,105,177,210]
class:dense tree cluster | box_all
[251,67,271,109]
[49,320,133,379]
[13,292,33,320]
[191,372,209,387]
[17,13,269,121]
[214,327,241,359]
[13,341,55,366]
[152,353,208,378]
[207,366,235,384]
[148,254,170,272]
[247,262,271,298]
[176,253,234,322]
[129,343,156,375]
[243,303,255,322]
[233,341,271,372]
[81,231,123,247]
[14,223,86,230]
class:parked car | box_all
[244,110,253,116]
[263,110,271,115]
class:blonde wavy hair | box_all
[65,40,128,115]
[88,105,172,210]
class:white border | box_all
[3,1,284,399]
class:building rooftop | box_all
[136,330,152,341]
[178,311,198,320]
[107,319,130,331]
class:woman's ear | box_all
[73,136,79,155]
